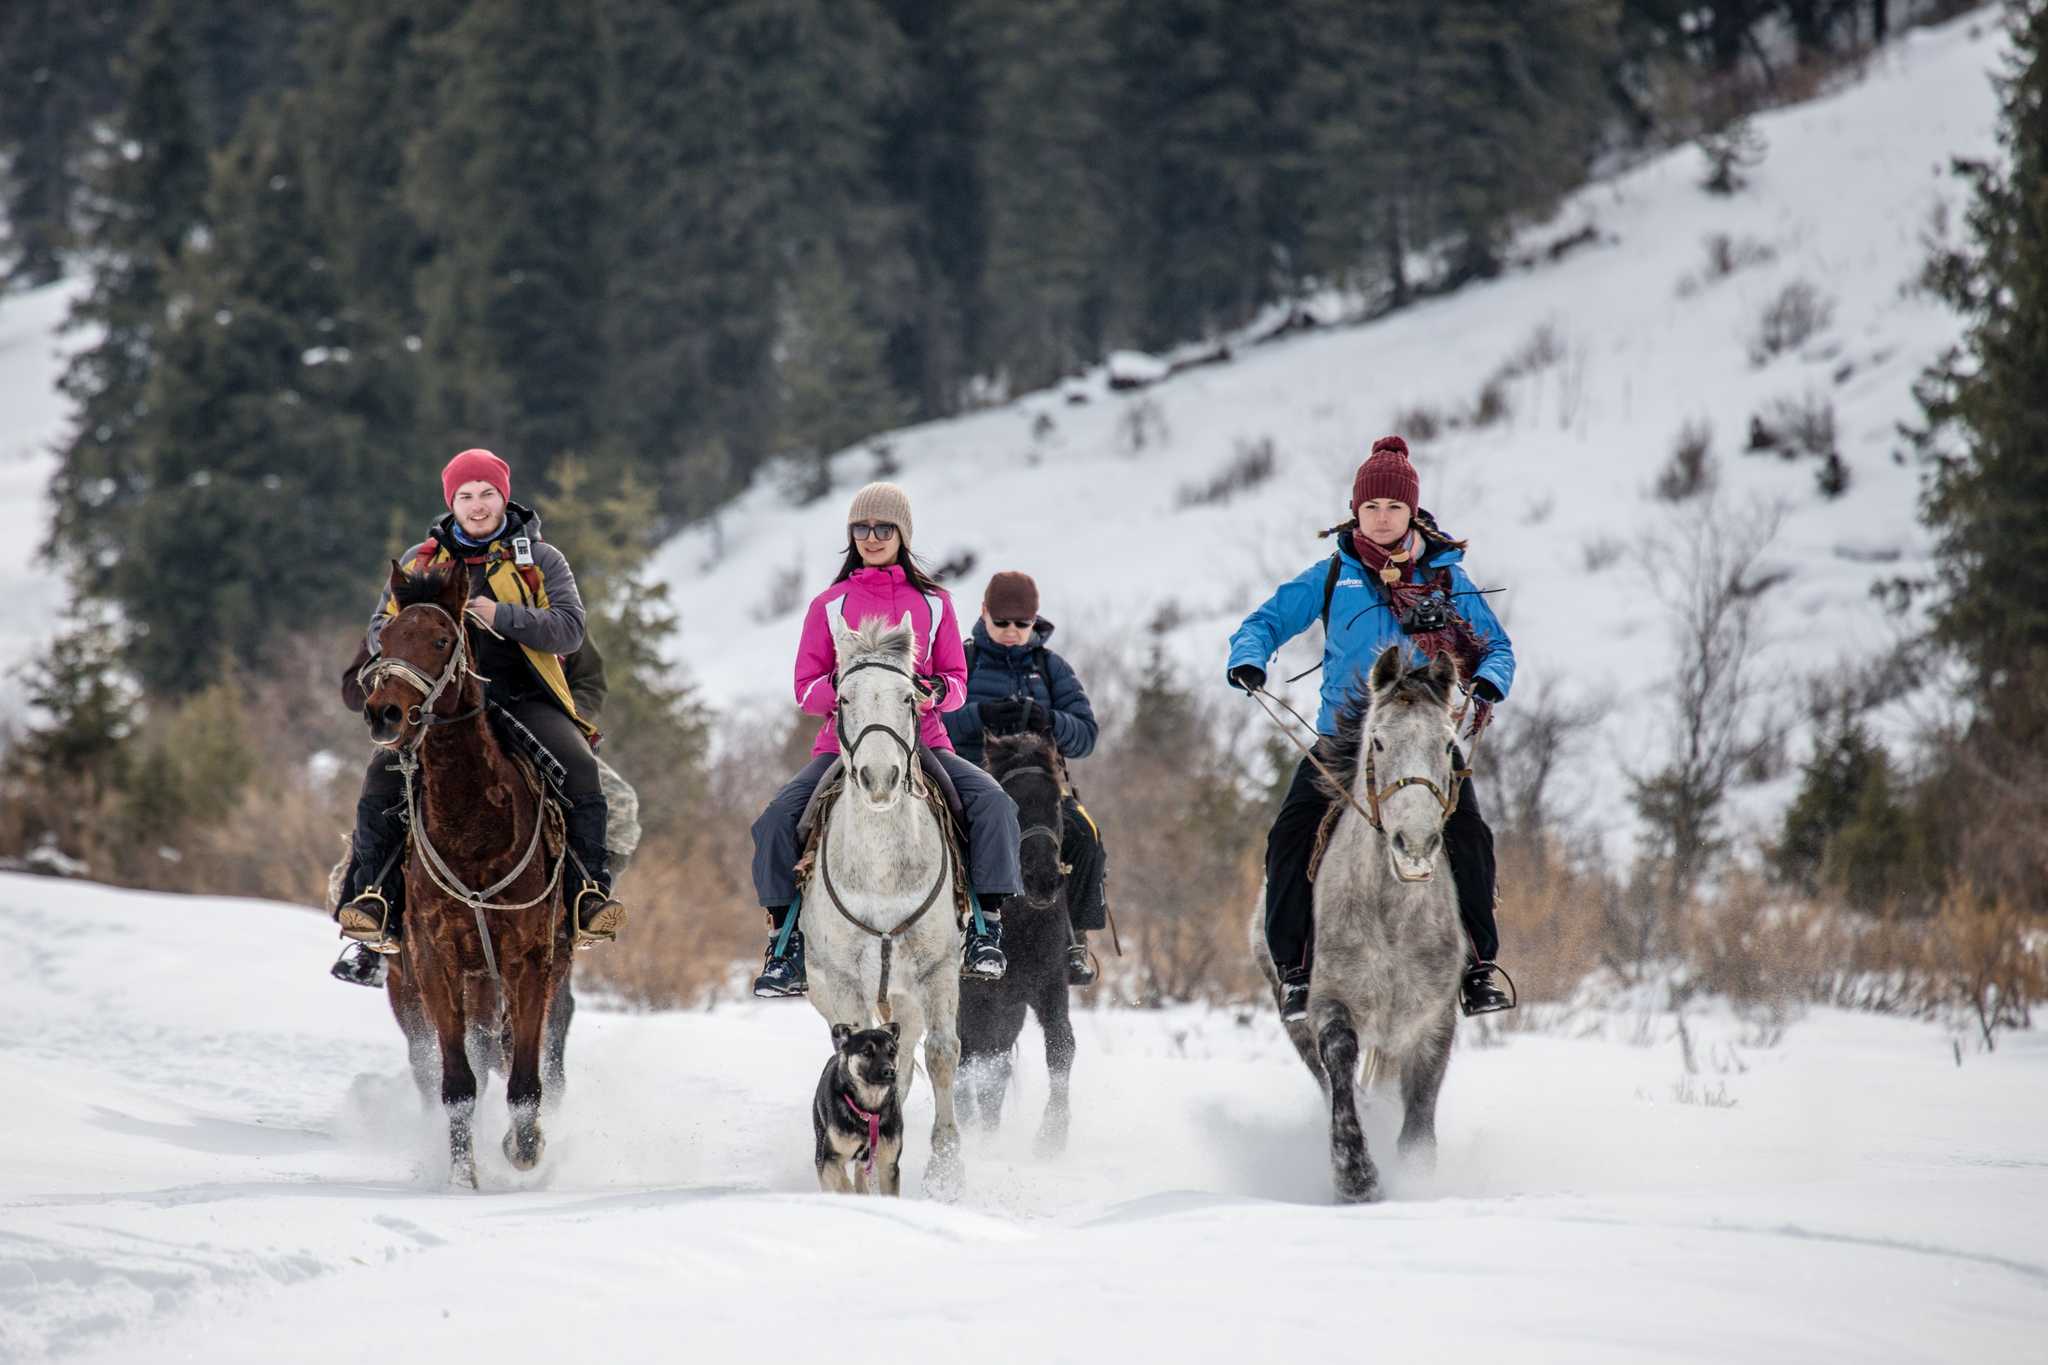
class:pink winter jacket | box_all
[795,566,968,757]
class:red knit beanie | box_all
[1351,435,1419,511]
[441,448,511,507]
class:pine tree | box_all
[969,0,1119,388]
[0,0,147,286]
[47,3,210,603]
[111,93,420,693]
[6,610,138,800]
[407,0,607,476]
[1912,2,2048,710]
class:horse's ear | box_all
[388,559,407,598]
[1426,649,1459,698]
[438,562,469,616]
[1369,644,1404,695]
[830,1022,855,1050]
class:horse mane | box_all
[392,564,461,610]
[984,730,1060,776]
[1317,658,1457,803]
[835,614,917,670]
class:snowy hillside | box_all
[2,874,2043,1362]
[653,13,2008,845]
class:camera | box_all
[1399,591,1452,635]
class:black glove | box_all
[1023,700,1053,735]
[1473,678,1503,704]
[980,698,1028,734]
[1229,664,1266,693]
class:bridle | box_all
[1359,734,1471,833]
[997,763,1073,896]
[834,656,921,798]
[355,603,486,752]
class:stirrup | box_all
[572,881,627,949]
[1459,961,1517,1017]
[335,889,400,955]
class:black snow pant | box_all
[1263,746,1498,976]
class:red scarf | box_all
[1346,531,1486,688]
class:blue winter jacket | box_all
[1226,534,1515,735]
[942,617,1099,767]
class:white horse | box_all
[1254,646,1468,1203]
[800,614,965,1199]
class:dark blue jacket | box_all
[942,617,1098,767]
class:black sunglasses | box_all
[850,522,899,541]
[989,617,1035,630]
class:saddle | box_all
[793,750,972,922]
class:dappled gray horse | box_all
[800,614,965,1199]
[1254,646,1468,1202]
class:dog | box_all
[813,1022,904,1195]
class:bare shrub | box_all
[1487,683,1606,849]
[1920,888,2046,1050]
[1581,535,1626,573]
[751,554,806,624]
[1697,112,1767,194]
[1654,419,1718,502]
[1499,321,1566,379]
[1115,395,1169,454]
[1178,437,1278,507]
[1750,280,1835,364]
[1392,403,1444,443]
[1492,838,1609,1006]
[1702,232,1778,280]
[1816,452,1850,499]
[1469,377,1512,428]
[1680,873,1850,1008]
[1767,391,1838,459]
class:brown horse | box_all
[359,560,574,1188]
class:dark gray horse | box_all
[958,732,1078,1155]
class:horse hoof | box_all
[1334,1171,1382,1204]
[1032,1123,1069,1160]
[924,1147,964,1203]
[502,1126,545,1171]
[452,1159,480,1190]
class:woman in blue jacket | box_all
[943,571,1108,985]
[1226,437,1515,1023]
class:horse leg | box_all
[1396,1014,1455,1172]
[386,957,439,1106]
[1034,983,1076,1159]
[500,959,550,1172]
[542,963,574,1107]
[921,983,965,1202]
[1315,1001,1380,1204]
[415,945,480,1189]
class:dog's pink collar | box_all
[844,1094,882,1177]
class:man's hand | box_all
[1228,664,1266,693]
[1023,700,1054,735]
[980,698,1028,734]
[466,596,499,631]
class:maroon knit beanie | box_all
[1351,436,1419,511]
[442,448,511,507]
[983,571,1039,621]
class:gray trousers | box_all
[750,750,1023,909]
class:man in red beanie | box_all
[328,448,629,982]
[1225,435,1519,1021]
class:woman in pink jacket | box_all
[749,482,1022,998]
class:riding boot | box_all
[335,795,408,954]
[330,941,389,989]
[752,906,808,998]
[963,893,1007,981]
[1279,965,1311,1023]
[1460,960,1516,1016]
[565,795,628,948]
[1066,930,1098,987]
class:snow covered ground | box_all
[652,12,2010,850]
[3,873,2043,1363]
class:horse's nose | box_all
[860,763,898,796]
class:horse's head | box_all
[834,612,920,810]
[1346,645,1461,884]
[359,560,474,749]
[986,732,1068,906]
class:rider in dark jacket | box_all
[942,571,1110,985]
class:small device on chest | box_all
[511,535,535,567]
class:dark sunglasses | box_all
[850,522,899,541]
[989,617,1035,630]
